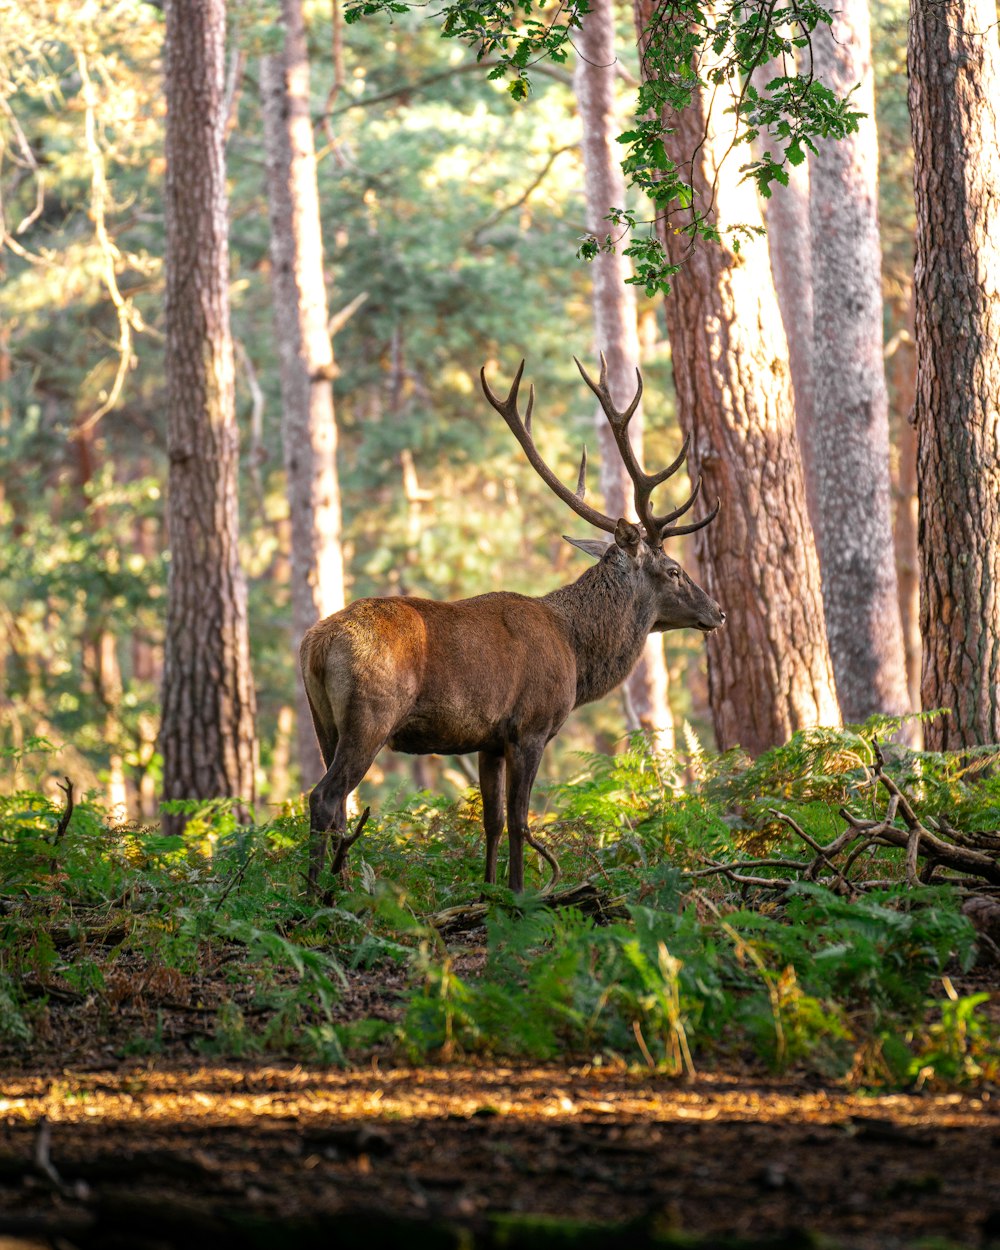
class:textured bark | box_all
[574,0,673,754]
[160,0,258,825]
[809,9,911,724]
[634,0,841,754]
[261,0,346,788]
[889,295,921,718]
[909,0,1000,748]
[753,61,818,529]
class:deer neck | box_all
[543,558,655,708]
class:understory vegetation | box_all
[2,721,998,1087]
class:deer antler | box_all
[574,354,720,545]
[480,361,618,535]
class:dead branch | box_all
[431,880,627,939]
[329,807,371,878]
[685,738,1000,900]
[524,832,561,894]
[53,778,74,844]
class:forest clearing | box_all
[2,0,1000,1245]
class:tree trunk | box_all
[754,65,817,529]
[909,0,1000,749]
[160,0,258,827]
[633,0,841,755]
[261,0,347,790]
[888,294,921,720]
[574,0,673,754]
[809,7,911,725]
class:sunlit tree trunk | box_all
[809,7,911,726]
[261,0,346,790]
[633,0,840,755]
[160,0,258,827]
[888,294,921,720]
[574,0,673,754]
[753,62,817,527]
[909,0,1000,748]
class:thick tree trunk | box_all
[909,0,1000,749]
[634,0,841,755]
[809,8,911,725]
[261,0,346,789]
[160,0,258,826]
[574,0,673,754]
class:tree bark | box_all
[574,0,673,754]
[753,62,818,530]
[888,294,921,720]
[633,0,841,755]
[809,7,911,725]
[909,0,1000,749]
[261,0,346,789]
[160,0,258,826]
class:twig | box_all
[213,847,259,914]
[839,834,881,883]
[329,807,371,877]
[905,824,922,887]
[53,778,74,844]
[525,832,561,895]
[33,1118,62,1188]
[769,807,850,890]
[328,290,369,338]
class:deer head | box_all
[480,355,725,636]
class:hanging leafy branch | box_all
[343,0,863,293]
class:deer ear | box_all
[563,535,612,560]
[614,518,642,558]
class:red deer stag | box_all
[300,357,725,892]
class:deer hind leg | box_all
[307,718,387,892]
[479,751,506,886]
[503,738,546,893]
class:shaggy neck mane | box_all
[543,554,654,707]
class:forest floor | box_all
[2,960,999,1250]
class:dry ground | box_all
[1,1061,998,1249]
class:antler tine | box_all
[481,362,617,535]
[480,358,526,421]
[648,432,691,488]
[661,495,721,539]
[655,473,702,528]
[575,446,588,500]
[574,356,643,431]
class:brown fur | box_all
[301,532,724,892]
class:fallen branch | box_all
[685,738,1000,896]
[431,880,627,939]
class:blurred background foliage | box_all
[0,0,914,816]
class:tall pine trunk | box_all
[753,61,817,528]
[809,5,911,725]
[633,0,840,755]
[889,295,921,718]
[909,0,1000,748]
[261,0,346,789]
[160,0,258,827]
[574,0,673,754]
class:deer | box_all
[299,357,725,894]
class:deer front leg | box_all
[307,719,385,893]
[504,739,546,893]
[479,751,506,885]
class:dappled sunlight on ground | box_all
[1,1063,998,1247]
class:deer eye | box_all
[668,568,681,581]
